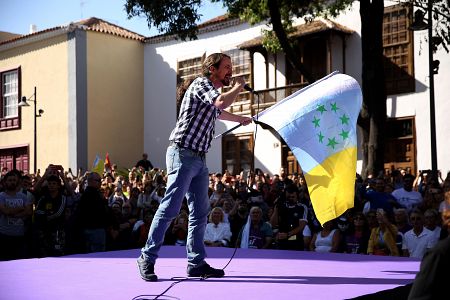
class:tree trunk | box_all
[267,0,315,83]
[359,0,387,178]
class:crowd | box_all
[1,154,450,262]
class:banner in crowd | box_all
[256,72,362,225]
[92,154,104,175]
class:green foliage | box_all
[125,0,204,40]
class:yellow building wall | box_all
[86,31,144,170]
[0,35,70,173]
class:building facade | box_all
[0,18,145,174]
[1,2,449,177]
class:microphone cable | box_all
[132,228,245,300]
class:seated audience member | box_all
[391,174,423,214]
[423,208,441,246]
[365,210,379,231]
[367,209,399,256]
[302,224,313,251]
[204,207,232,247]
[270,184,308,250]
[132,211,153,248]
[229,198,249,247]
[419,184,444,212]
[393,208,412,234]
[343,211,370,254]
[137,182,153,219]
[171,210,188,246]
[310,219,341,253]
[108,201,136,250]
[238,206,273,249]
[108,184,127,207]
[220,199,233,223]
[402,209,434,259]
[407,205,450,299]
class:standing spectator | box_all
[238,206,272,249]
[135,153,154,171]
[270,184,308,250]
[74,172,110,253]
[402,209,435,259]
[0,170,33,260]
[33,165,73,257]
[392,174,423,213]
[362,177,398,217]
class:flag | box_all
[256,72,362,225]
[92,154,104,175]
[104,152,112,172]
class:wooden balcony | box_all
[226,83,308,116]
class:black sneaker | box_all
[187,263,225,278]
[137,255,158,281]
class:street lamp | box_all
[409,1,439,175]
[18,86,44,174]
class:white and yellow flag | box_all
[256,72,362,225]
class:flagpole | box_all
[214,123,243,139]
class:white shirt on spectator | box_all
[402,228,434,259]
[204,222,232,246]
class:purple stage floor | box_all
[1,246,420,300]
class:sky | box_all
[0,0,227,37]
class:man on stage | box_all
[137,53,252,281]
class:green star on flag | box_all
[317,104,327,114]
[312,116,321,128]
[339,129,350,140]
[340,114,350,125]
[330,102,339,113]
[318,132,324,143]
[327,137,339,149]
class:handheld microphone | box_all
[243,84,258,95]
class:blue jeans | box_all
[141,145,210,267]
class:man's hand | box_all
[231,76,245,90]
[239,116,253,126]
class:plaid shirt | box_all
[169,77,222,152]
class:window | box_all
[177,56,203,85]
[0,67,21,130]
[384,117,416,175]
[383,5,415,95]
[223,49,251,102]
[222,133,253,175]
[286,37,327,85]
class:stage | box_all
[0,246,420,300]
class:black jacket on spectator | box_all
[75,187,109,230]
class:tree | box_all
[124,0,450,178]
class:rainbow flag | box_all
[256,72,362,225]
